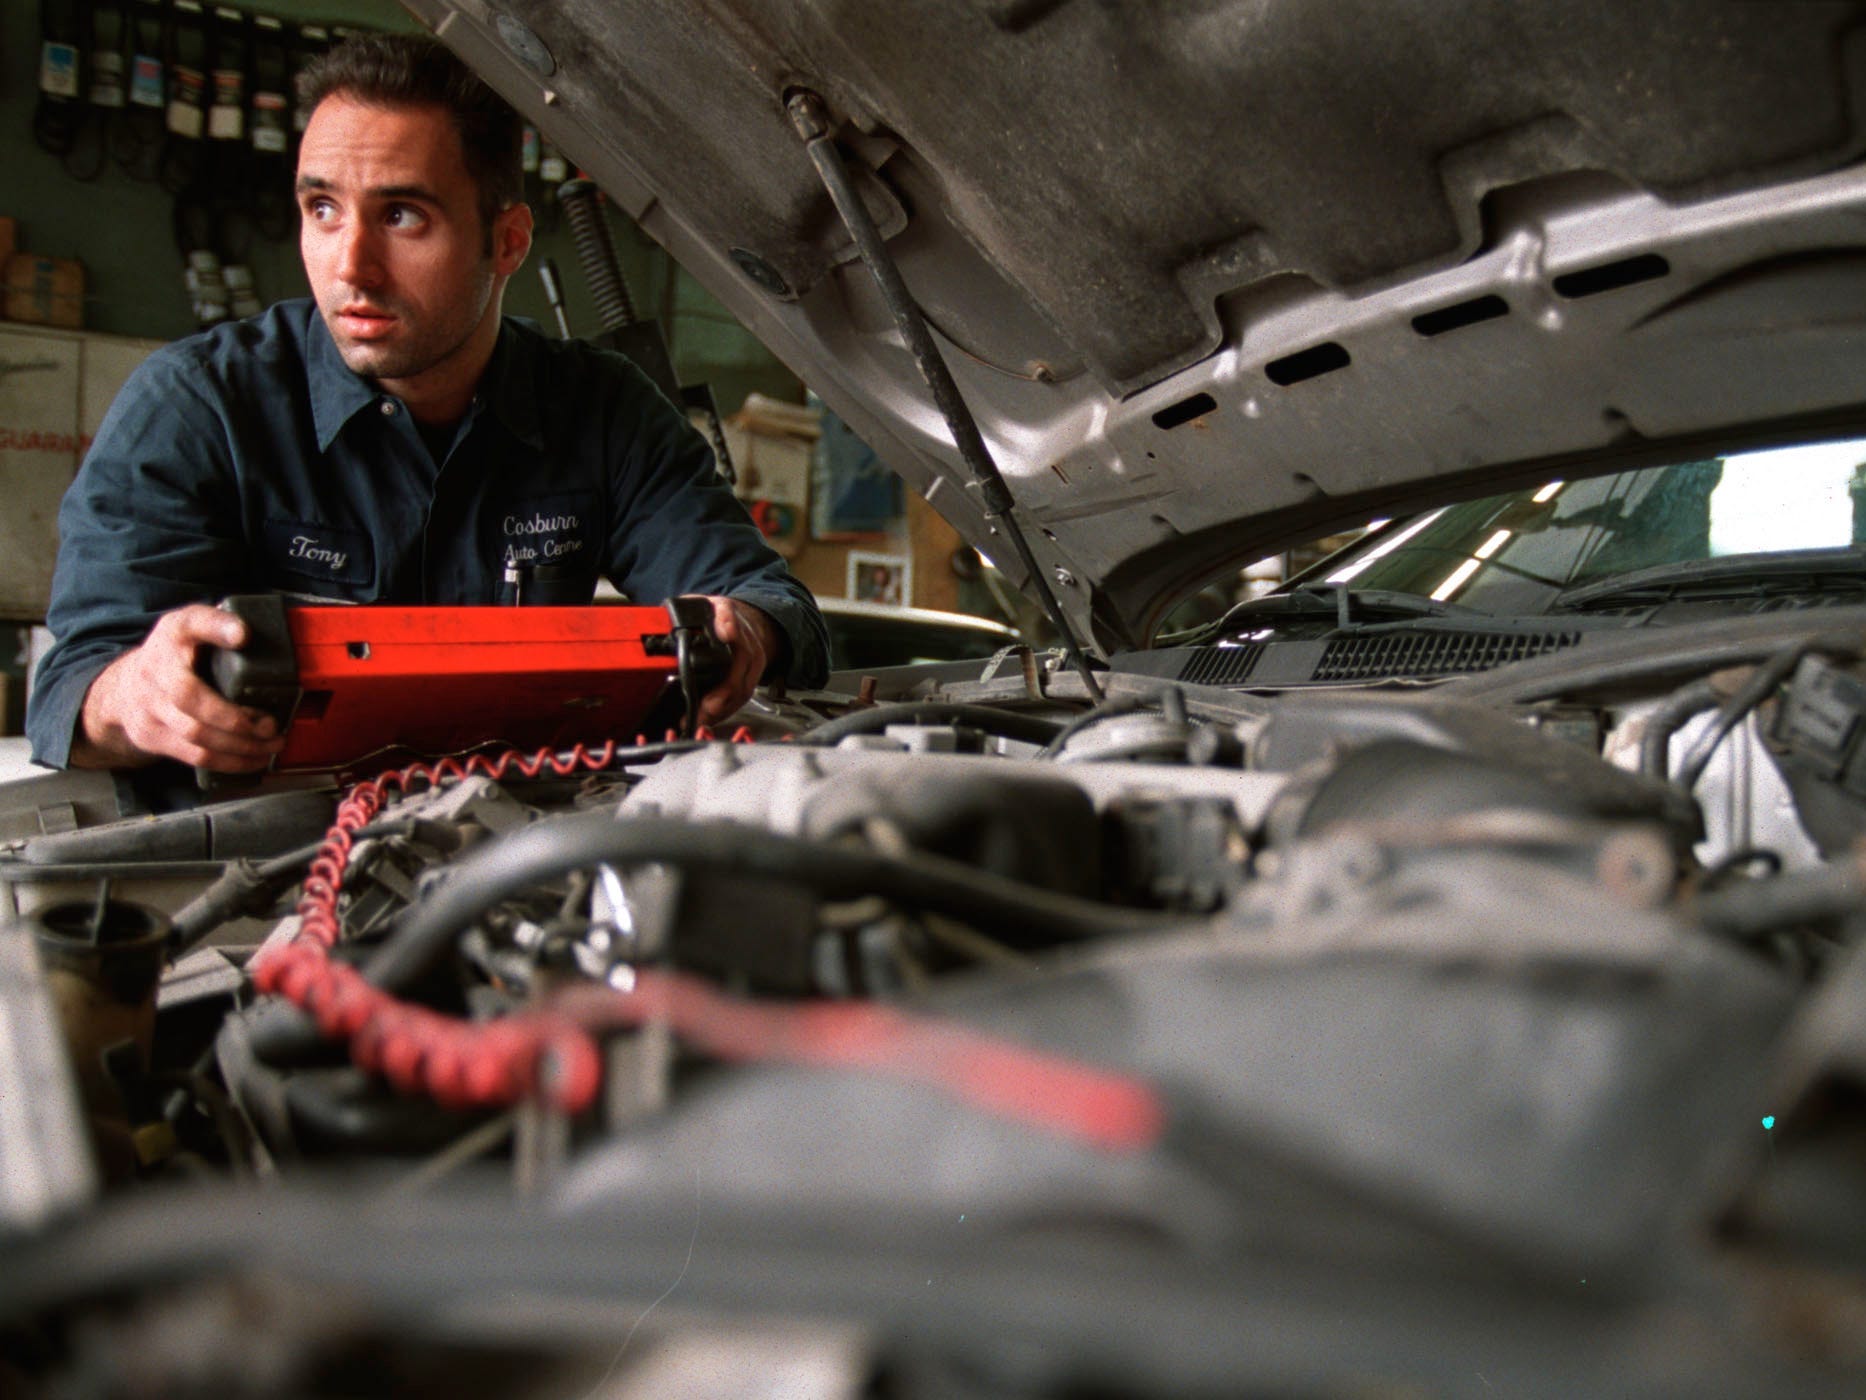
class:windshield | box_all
[1311,436,1866,614]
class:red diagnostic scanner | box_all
[203,596,730,775]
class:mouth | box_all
[334,305,398,340]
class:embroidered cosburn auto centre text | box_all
[505,511,580,535]
[503,509,584,564]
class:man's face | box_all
[296,96,528,395]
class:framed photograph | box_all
[846,550,912,607]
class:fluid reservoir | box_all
[29,896,169,1175]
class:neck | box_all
[379,300,504,427]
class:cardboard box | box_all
[4,254,85,330]
[0,217,16,268]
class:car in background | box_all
[819,596,1022,671]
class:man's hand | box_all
[73,604,287,772]
[696,596,782,729]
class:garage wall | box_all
[0,0,800,409]
[0,323,165,625]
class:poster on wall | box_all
[846,550,912,607]
[814,404,903,535]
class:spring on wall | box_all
[557,178,637,332]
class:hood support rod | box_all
[785,90,1104,701]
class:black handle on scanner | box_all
[664,595,731,733]
[194,594,301,790]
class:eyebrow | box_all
[294,176,445,204]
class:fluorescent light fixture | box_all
[1430,557,1483,602]
[1428,528,1510,601]
[1325,507,1448,583]
[1474,528,1511,559]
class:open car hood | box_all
[404,0,1866,650]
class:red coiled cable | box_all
[252,732,727,1114]
[251,726,1168,1152]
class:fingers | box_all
[150,606,274,740]
[162,601,249,652]
[695,596,775,728]
[75,605,289,771]
[127,688,283,771]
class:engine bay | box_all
[5,610,1866,1396]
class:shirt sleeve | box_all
[26,349,245,768]
[597,358,830,690]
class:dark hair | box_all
[295,33,524,242]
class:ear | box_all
[492,202,533,278]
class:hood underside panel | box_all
[407,0,1866,647]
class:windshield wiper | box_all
[1172,583,1487,645]
[1553,548,1866,611]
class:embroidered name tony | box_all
[290,535,348,571]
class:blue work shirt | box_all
[27,299,828,768]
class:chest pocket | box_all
[494,490,599,573]
[261,519,374,592]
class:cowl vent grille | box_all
[1314,631,1580,681]
[1176,645,1264,686]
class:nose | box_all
[333,218,382,290]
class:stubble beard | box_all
[323,266,497,386]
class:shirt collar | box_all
[306,307,383,452]
[305,308,544,452]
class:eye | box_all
[303,196,337,221]
[384,203,428,230]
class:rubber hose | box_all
[1675,640,1828,792]
[363,812,1190,993]
[1638,677,1721,779]
[1693,857,1866,942]
[1039,696,1153,757]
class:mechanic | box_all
[25,33,827,782]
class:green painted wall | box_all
[1,0,798,411]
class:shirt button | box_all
[379,399,397,416]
